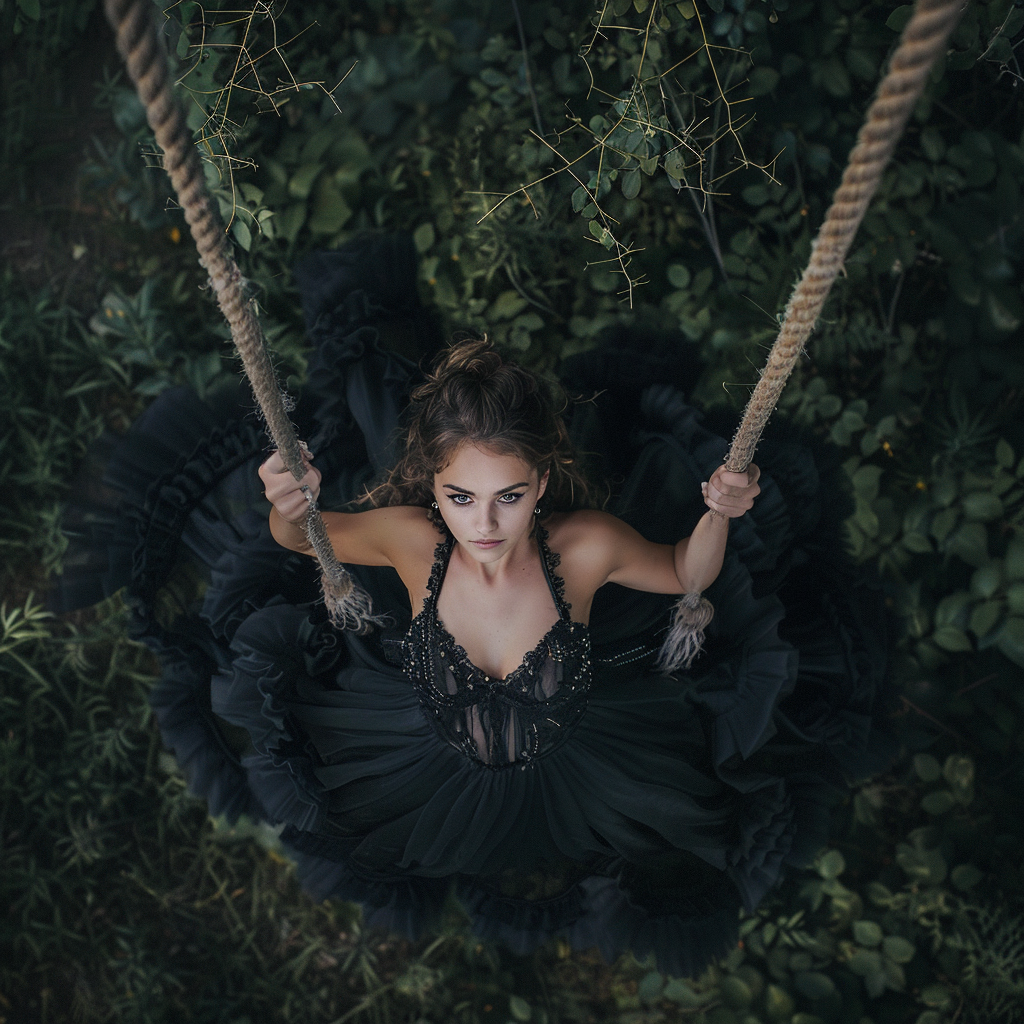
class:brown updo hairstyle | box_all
[365,338,597,518]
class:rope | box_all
[103,0,381,633]
[657,0,966,673]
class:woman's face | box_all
[433,444,549,563]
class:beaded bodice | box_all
[402,526,591,769]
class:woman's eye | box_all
[449,494,472,505]
[498,493,523,504]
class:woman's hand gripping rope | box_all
[260,444,322,525]
[702,464,761,519]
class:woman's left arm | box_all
[673,465,760,592]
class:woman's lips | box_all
[472,539,503,548]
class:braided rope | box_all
[658,0,966,673]
[103,0,380,633]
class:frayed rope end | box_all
[656,591,715,673]
[321,566,390,635]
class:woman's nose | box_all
[475,503,498,533]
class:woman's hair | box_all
[364,338,598,516]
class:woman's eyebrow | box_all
[442,482,530,496]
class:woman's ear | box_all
[537,468,550,501]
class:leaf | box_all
[970,564,1002,599]
[818,849,845,879]
[663,978,708,1007]
[921,790,956,815]
[969,600,1003,639]
[1008,583,1024,614]
[794,972,835,999]
[950,863,984,890]
[945,522,989,567]
[231,219,252,251]
[885,5,914,32]
[882,935,916,963]
[919,984,952,1010]
[413,223,436,254]
[853,920,883,947]
[748,67,779,96]
[961,491,1003,522]
[847,947,882,976]
[490,291,529,320]
[720,975,752,1009]
[932,626,972,652]
[16,0,41,18]
[996,439,1015,468]
[996,616,1024,667]
[621,168,642,200]
[763,984,794,1020]
[667,264,691,289]
[638,971,663,1003]
[509,995,532,1021]
[288,163,322,200]
[903,532,933,553]
[913,753,942,782]
[571,186,590,213]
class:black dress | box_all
[54,234,894,977]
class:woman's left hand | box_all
[702,464,760,518]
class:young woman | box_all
[58,235,892,976]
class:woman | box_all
[259,340,760,683]
[57,235,892,976]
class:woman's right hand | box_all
[259,446,322,524]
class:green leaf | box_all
[231,219,252,251]
[571,186,589,213]
[847,947,882,975]
[996,439,1015,469]
[921,790,956,815]
[853,920,883,947]
[667,264,691,289]
[288,163,322,200]
[919,985,952,1010]
[309,180,352,235]
[913,753,942,782]
[720,975,752,1009]
[794,972,836,999]
[950,863,984,891]
[663,978,708,1007]
[413,223,436,254]
[764,984,794,1021]
[961,491,1003,522]
[969,600,1003,638]
[817,849,845,879]
[919,127,945,162]
[638,971,664,1003]
[934,590,971,627]
[885,5,914,32]
[932,626,972,652]
[16,0,41,18]
[882,935,916,963]
[945,522,989,567]
[509,995,532,1021]
[1007,583,1024,615]
[490,291,529,320]
[621,168,642,200]
[996,616,1024,667]
[970,564,1002,599]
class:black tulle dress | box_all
[55,235,894,977]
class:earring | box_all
[431,501,439,510]
[534,506,541,515]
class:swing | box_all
[101,0,966,662]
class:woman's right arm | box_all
[259,449,432,568]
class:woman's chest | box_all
[435,571,562,681]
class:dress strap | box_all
[536,524,571,620]
[424,535,455,613]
